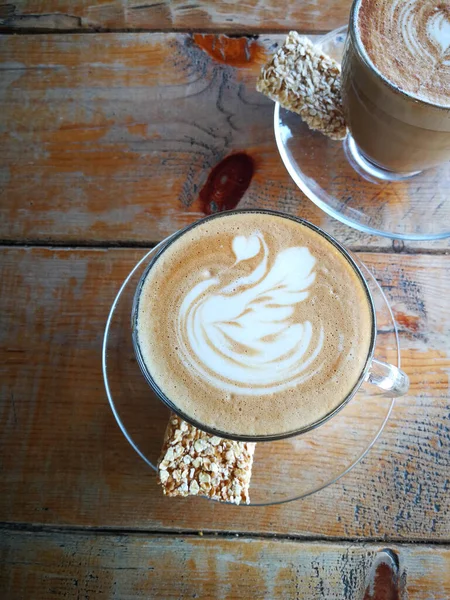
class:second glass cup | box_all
[341,0,450,177]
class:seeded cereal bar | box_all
[257,31,347,140]
[158,414,256,505]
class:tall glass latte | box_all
[342,0,450,174]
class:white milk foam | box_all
[356,0,450,106]
[136,213,373,437]
[178,232,324,394]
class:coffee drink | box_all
[358,0,450,105]
[342,0,450,173]
[134,212,374,438]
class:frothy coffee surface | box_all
[136,213,373,437]
[356,0,450,106]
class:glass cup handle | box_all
[366,358,410,397]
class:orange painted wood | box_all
[2,531,450,599]
[1,33,448,251]
[1,247,449,539]
[0,1,351,33]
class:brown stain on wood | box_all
[197,152,255,214]
[192,33,265,67]
[363,560,400,600]
[396,312,420,333]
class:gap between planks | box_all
[0,28,332,35]
[1,522,450,546]
[0,240,448,255]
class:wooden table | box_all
[1,2,450,598]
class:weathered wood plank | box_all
[1,33,448,251]
[0,1,351,33]
[1,248,449,539]
[2,531,450,599]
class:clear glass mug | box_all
[341,0,450,177]
[131,210,409,442]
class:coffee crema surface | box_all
[356,0,450,106]
[136,213,373,437]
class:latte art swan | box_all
[135,212,373,438]
[177,233,325,394]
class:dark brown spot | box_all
[363,553,400,600]
[396,311,420,333]
[192,34,265,67]
[198,153,255,215]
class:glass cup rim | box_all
[349,0,450,112]
[131,209,377,442]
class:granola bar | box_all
[257,31,347,140]
[157,414,256,505]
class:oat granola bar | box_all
[257,31,347,140]
[158,414,256,505]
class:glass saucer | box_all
[103,244,399,505]
[274,25,450,241]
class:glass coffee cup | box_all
[341,0,450,177]
[131,210,409,442]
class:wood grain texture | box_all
[1,32,448,251]
[2,531,450,599]
[0,0,351,33]
[1,248,449,539]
